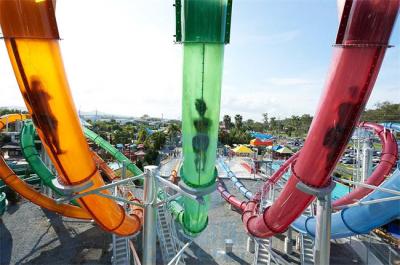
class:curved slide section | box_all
[218,158,254,200]
[0,114,90,219]
[20,120,66,198]
[292,169,400,239]
[83,127,143,177]
[382,122,400,132]
[242,0,399,238]
[0,1,139,235]
[334,122,398,206]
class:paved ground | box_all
[1,201,112,265]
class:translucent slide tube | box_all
[0,114,90,219]
[334,122,398,206]
[242,0,399,238]
[178,0,232,236]
[0,0,139,235]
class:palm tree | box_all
[166,123,180,145]
[234,114,243,129]
[223,115,232,130]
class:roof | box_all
[250,138,273,147]
[275,146,293,154]
[250,132,274,140]
[232,145,254,154]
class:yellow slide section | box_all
[0,114,90,220]
[0,0,140,235]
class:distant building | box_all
[1,143,22,159]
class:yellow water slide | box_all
[0,114,90,219]
[0,0,140,235]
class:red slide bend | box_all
[334,122,398,206]
[242,0,399,238]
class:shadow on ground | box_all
[15,209,111,265]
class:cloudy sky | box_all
[0,0,399,121]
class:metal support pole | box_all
[284,227,293,254]
[296,181,335,265]
[142,165,158,265]
[361,139,373,182]
[314,190,332,265]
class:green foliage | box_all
[361,101,399,123]
[144,149,159,165]
[223,115,232,130]
[144,131,166,150]
[234,114,243,129]
[0,108,28,116]
[219,127,252,145]
[137,128,148,144]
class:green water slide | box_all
[20,120,66,197]
[83,127,143,177]
[20,121,143,190]
[175,0,232,235]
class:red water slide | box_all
[333,122,398,206]
[242,0,400,238]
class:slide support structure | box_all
[142,165,158,265]
[297,180,336,265]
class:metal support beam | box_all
[167,241,192,265]
[155,174,205,204]
[335,195,400,210]
[55,174,144,203]
[333,177,400,196]
[142,165,158,265]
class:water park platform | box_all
[3,175,396,265]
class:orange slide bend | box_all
[0,0,140,235]
[92,152,143,224]
[0,114,90,219]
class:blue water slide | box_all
[382,122,400,132]
[292,169,400,239]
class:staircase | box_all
[300,205,315,265]
[300,233,314,265]
[254,238,272,265]
[112,234,130,265]
[157,203,179,264]
[112,186,131,265]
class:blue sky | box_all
[0,0,398,121]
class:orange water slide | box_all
[0,114,90,219]
[0,0,140,235]
[92,152,143,223]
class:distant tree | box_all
[244,119,255,130]
[0,108,28,116]
[223,115,232,130]
[269,117,277,132]
[137,128,148,144]
[262,113,269,130]
[361,101,400,122]
[166,123,180,144]
[144,131,166,150]
[234,114,243,129]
